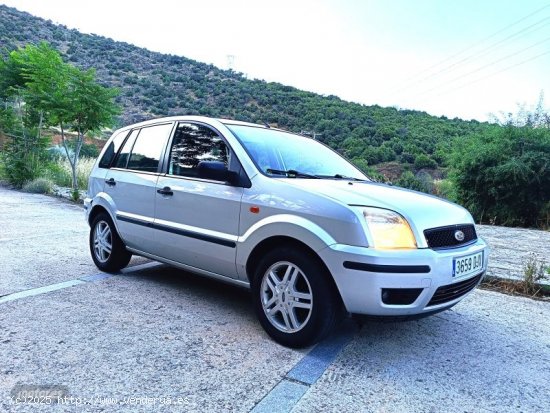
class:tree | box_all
[54,66,119,193]
[449,119,550,227]
[414,154,437,170]
[350,158,384,181]
[0,42,119,192]
[0,44,52,187]
[395,171,433,193]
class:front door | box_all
[152,122,243,278]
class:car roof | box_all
[115,115,265,131]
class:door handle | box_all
[105,178,116,186]
[157,186,173,196]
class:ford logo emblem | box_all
[454,230,465,242]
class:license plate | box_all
[453,251,484,278]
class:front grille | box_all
[427,273,482,307]
[424,224,477,249]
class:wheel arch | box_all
[245,235,344,307]
[88,204,112,226]
[87,193,118,228]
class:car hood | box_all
[283,179,474,233]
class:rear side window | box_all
[126,123,173,172]
[98,130,129,168]
[114,129,139,169]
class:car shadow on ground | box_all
[116,262,258,322]
[121,262,252,301]
[115,262,359,349]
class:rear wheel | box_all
[252,247,340,348]
[89,212,131,272]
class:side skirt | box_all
[126,247,251,289]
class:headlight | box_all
[360,207,417,250]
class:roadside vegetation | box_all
[448,105,550,228]
[481,254,550,299]
[21,177,53,194]
[0,42,117,199]
[17,155,96,195]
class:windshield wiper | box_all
[266,169,321,179]
[332,174,368,181]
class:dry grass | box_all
[522,254,549,294]
[22,177,54,194]
[45,157,95,190]
[480,254,550,299]
[480,277,550,300]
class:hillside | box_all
[0,5,493,180]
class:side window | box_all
[169,123,230,179]
[98,130,129,168]
[114,129,139,169]
[126,123,173,172]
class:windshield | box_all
[227,125,368,180]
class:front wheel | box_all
[89,212,132,272]
[251,247,341,348]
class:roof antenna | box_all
[262,121,271,128]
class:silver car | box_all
[85,116,489,347]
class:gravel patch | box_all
[293,290,550,413]
[0,187,146,296]
[477,224,550,283]
[0,265,306,413]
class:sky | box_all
[2,0,550,121]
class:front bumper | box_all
[319,238,488,316]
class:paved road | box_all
[0,187,549,412]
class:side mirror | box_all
[197,161,238,184]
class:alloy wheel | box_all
[260,261,313,333]
[93,220,112,263]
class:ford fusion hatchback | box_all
[85,116,488,347]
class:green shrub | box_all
[0,158,7,182]
[538,201,550,230]
[433,179,457,201]
[43,156,95,190]
[71,189,80,202]
[1,133,49,188]
[522,254,549,295]
[399,152,415,164]
[395,170,433,193]
[449,125,550,227]
[22,177,53,194]
[351,158,385,181]
[43,160,72,187]
[1,150,45,188]
[79,142,100,158]
[73,157,95,189]
[414,154,437,170]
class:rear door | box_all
[151,122,244,278]
[104,122,173,252]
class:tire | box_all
[89,212,132,272]
[251,247,341,348]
